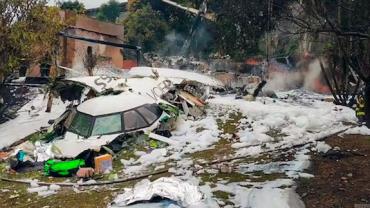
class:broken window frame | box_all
[68,111,94,138]
[123,104,163,132]
[136,104,163,125]
[91,113,123,136]
[123,110,148,132]
[66,103,163,137]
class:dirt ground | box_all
[296,134,370,208]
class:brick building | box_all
[27,11,135,77]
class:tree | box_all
[0,0,67,113]
[123,3,169,52]
[0,0,65,79]
[149,0,196,35]
[96,0,121,22]
[214,0,291,60]
[283,0,370,123]
[57,0,85,14]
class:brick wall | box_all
[27,11,127,77]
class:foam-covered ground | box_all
[1,89,366,208]
[114,90,360,207]
[0,93,68,150]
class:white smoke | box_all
[303,59,322,90]
[264,70,303,91]
[264,58,325,92]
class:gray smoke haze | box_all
[158,21,213,58]
[158,32,186,56]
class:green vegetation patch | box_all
[217,112,243,134]
[265,128,288,142]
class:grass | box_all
[199,170,286,185]
[213,190,231,200]
[200,171,250,184]
[194,110,288,187]
[212,190,236,206]
[236,154,273,165]
[0,170,172,208]
[251,171,286,182]
[265,128,288,142]
[0,179,124,208]
[191,139,234,161]
[217,112,243,135]
[191,112,244,162]
[196,127,207,133]
[0,106,292,207]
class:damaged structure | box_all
[2,67,224,179]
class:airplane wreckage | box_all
[2,67,224,177]
[1,26,267,179]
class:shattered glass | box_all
[124,110,148,131]
[137,105,162,124]
[69,113,93,137]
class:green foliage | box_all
[124,0,291,59]
[258,33,299,57]
[96,0,121,23]
[127,0,148,12]
[57,0,85,14]
[151,0,193,35]
[171,0,194,7]
[211,0,289,60]
[0,0,65,77]
[123,3,169,52]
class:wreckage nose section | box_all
[50,93,173,158]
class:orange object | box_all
[0,152,9,161]
[122,60,137,69]
[179,90,206,107]
[94,154,113,174]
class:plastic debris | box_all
[44,159,85,177]
[110,177,204,207]
[34,142,54,162]
[27,186,48,193]
[148,133,179,146]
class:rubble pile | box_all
[0,62,358,207]
[144,53,210,73]
[0,67,224,185]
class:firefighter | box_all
[355,95,366,124]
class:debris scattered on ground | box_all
[0,66,366,208]
[110,177,205,207]
[26,180,61,197]
[0,93,68,150]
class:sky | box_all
[48,0,128,9]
